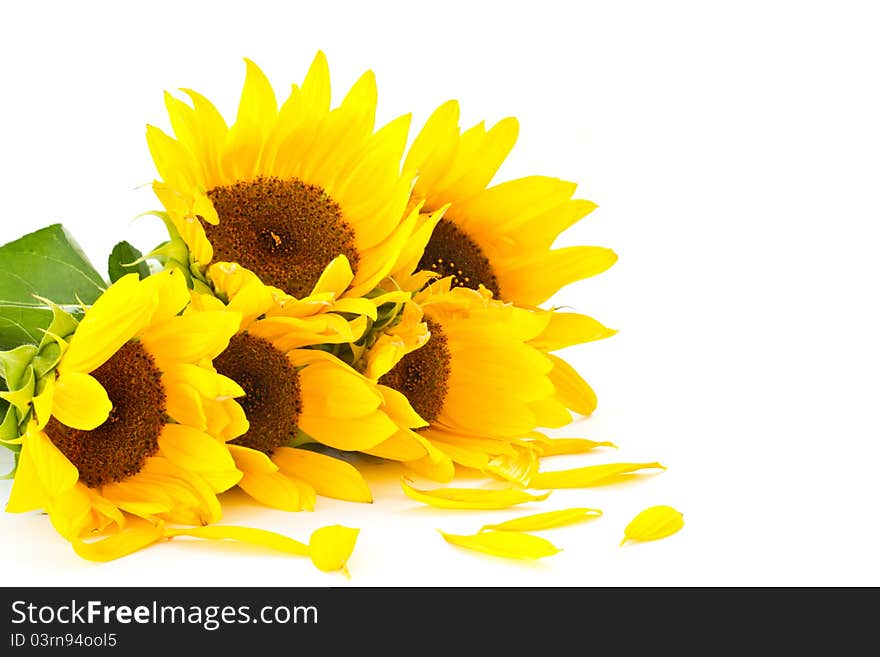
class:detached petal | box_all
[530,462,665,489]
[308,525,359,573]
[621,505,685,546]
[166,525,310,556]
[440,530,560,560]
[481,507,603,532]
[401,478,550,510]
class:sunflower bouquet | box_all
[0,52,680,572]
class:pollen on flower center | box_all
[205,176,361,298]
[214,333,302,456]
[46,342,166,488]
[378,319,451,424]
[417,218,500,295]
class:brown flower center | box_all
[46,342,166,488]
[213,333,301,456]
[378,319,451,424]
[417,218,500,295]
[205,176,360,298]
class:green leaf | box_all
[0,224,106,350]
[108,240,151,283]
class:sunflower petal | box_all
[237,468,306,512]
[61,275,154,374]
[70,520,166,562]
[401,479,550,510]
[52,372,112,431]
[530,462,666,489]
[621,505,685,546]
[158,424,241,493]
[308,525,359,573]
[272,447,372,503]
[166,525,310,556]
[440,530,560,560]
[501,246,619,306]
[481,507,603,532]
[548,354,598,417]
[531,437,617,456]
[530,312,617,352]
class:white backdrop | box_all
[1,0,878,586]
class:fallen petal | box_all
[481,507,602,532]
[401,478,550,509]
[440,530,561,560]
[621,505,685,545]
[530,462,665,489]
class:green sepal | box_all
[36,299,79,350]
[0,366,35,414]
[0,345,39,389]
[108,241,152,283]
[32,342,62,379]
[0,403,21,444]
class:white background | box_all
[1,0,878,587]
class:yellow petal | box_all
[31,373,54,429]
[530,462,666,489]
[547,354,598,417]
[236,467,306,512]
[71,519,165,562]
[51,372,112,431]
[529,312,617,352]
[401,478,550,510]
[157,424,241,493]
[61,274,154,374]
[271,447,372,503]
[362,428,429,462]
[621,505,685,546]
[166,525,309,556]
[308,525,359,573]
[481,507,603,532]
[310,254,354,296]
[298,409,397,451]
[46,483,93,538]
[531,437,617,456]
[228,444,278,474]
[440,530,560,560]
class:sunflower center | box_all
[417,218,500,296]
[378,319,451,424]
[45,342,166,488]
[205,176,360,298]
[213,333,302,456]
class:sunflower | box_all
[359,277,568,485]
[389,100,619,418]
[4,270,247,560]
[192,257,422,511]
[147,51,418,301]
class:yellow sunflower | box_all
[390,100,618,418]
[193,257,422,511]
[359,278,568,485]
[4,269,247,560]
[147,51,419,301]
